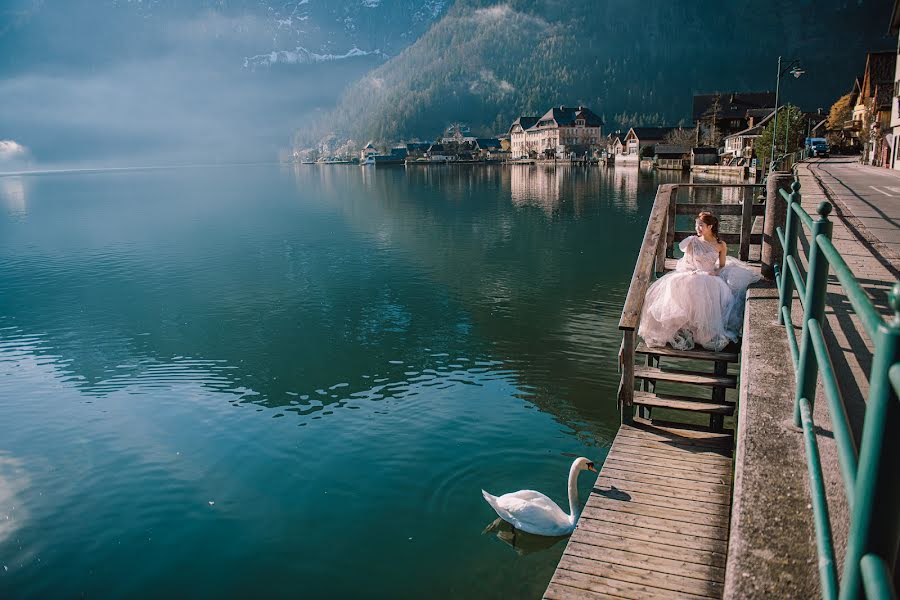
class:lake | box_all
[0,163,682,598]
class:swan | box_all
[481,457,597,537]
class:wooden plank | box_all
[610,436,734,466]
[620,185,674,330]
[619,330,635,419]
[590,481,730,515]
[576,515,729,554]
[595,475,731,506]
[584,495,731,529]
[631,391,735,415]
[666,186,677,257]
[566,541,726,584]
[580,504,729,540]
[602,458,732,486]
[620,423,733,446]
[548,570,697,600]
[610,435,733,460]
[634,366,737,388]
[604,449,733,478]
[570,527,727,568]
[636,341,740,363]
[557,552,723,598]
[600,466,731,494]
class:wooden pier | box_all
[545,420,733,599]
[545,182,768,599]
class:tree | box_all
[826,92,854,131]
[663,128,697,148]
[755,104,806,166]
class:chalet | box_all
[426,143,455,162]
[474,138,505,160]
[606,134,624,157]
[723,110,775,159]
[622,127,680,161]
[508,106,603,159]
[360,142,378,162]
[852,51,896,166]
[693,92,776,142]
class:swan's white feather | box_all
[482,489,573,536]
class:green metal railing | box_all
[774,178,900,600]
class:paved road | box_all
[807,157,900,264]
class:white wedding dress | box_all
[639,236,761,352]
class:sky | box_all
[0,0,438,170]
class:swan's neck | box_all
[566,462,582,524]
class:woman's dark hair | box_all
[697,211,720,242]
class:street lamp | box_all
[769,56,805,173]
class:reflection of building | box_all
[510,165,564,210]
[508,106,603,159]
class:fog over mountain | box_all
[0,0,449,169]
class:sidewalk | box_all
[726,158,897,598]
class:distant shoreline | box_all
[0,161,283,178]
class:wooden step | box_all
[636,342,740,363]
[634,366,737,388]
[633,391,735,415]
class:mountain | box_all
[300,0,893,148]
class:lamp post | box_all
[769,56,805,173]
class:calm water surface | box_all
[0,164,682,598]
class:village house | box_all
[605,133,624,158]
[405,142,431,160]
[888,2,900,168]
[692,92,776,145]
[426,143,455,162]
[474,138,506,160]
[360,142,378,162]
[852,51,896,166]
[508,106,603,159]
[653,145,690,170]
[722,109,775,159]
[621,127,680,162]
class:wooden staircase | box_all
[632,341,740,432]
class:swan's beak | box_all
[587,462,597,472]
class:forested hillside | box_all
[299,0,890,150]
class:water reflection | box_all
[0,455,28,545]
[1,177,27,217]
[482,517,568,555]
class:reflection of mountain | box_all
[0,165,681,438]
[295,165,683,434]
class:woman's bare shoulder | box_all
[718,240,728,252]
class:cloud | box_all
[0,140,28,161]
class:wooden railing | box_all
[617,183,766,424]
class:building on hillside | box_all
[692,92,776,145]
[621,127,681,161]
[722,110,775,159]
[441,124,477,145]
[852,51,896,166]
[507,106,603,159]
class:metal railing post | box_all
[777,180,801,320]
[839,284,900,600]
[793,201,833,427]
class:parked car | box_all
[805,137,830,158]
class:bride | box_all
[639,211,760,352]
